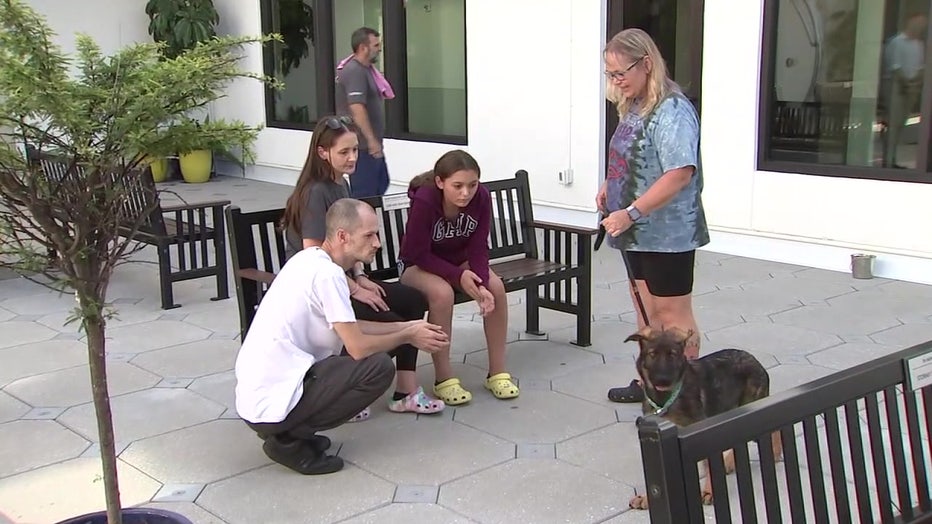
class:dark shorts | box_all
[349,150,390,197]
[624,250,696,297]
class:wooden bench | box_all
[226,170,598,346]
[637,339,932,523]
[28,148,230,309]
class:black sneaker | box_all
[306,434,332,453]
[263,435,344,475]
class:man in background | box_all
[336,27,391,197]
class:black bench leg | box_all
[157,244,180,310]
[211,220,229,302]
[525,288,545,336]
[571,274,592,347]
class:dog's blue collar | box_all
[646,379,684,416]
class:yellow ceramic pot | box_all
[179,150,212,183]
[147,157,168,183]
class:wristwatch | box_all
[625,204,643,222]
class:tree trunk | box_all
[84,306,122,524]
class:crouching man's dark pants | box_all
[247,352,394,440]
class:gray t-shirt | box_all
[335,59,384,152]
[285,178,350,259]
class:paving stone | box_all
[454,389,616,443]
[4,362,159,407]
[121,420,270,484]
[807,342,905,370]
[0,391,29,423]
[552,360,637,406]
[132,339,238,378]
[828,288,932,326]
[340,504,476,524]
[507,302,577,336]
[767,364,838,393]
[21,406,66,420]
[744,274,858,304]
[559,422,643,488]
[155,378,195,388]
[0,457,160,524]
[37,305,161,334]
[870,323,932,348]
[771,303,903,337]
[198,464,394,524]
[466,339,602,380]
[151,483,206,503]
[79,441,130,458]
[0,321,58,349]
[393,485,439,503]
[335,415,513,485]
[791,267,889,290]
[439,458,626,523]
[104,320,212,354]
[517,378,552,390]
[183,305,241,337]
[142,502,229,524]
[693,287,804,322]
[549,320,639,359]
[0,291,77,316]
[0,338,85,387]
[0,420,88,477]
[189,371,236,411]
[516,443,555,459]
[601,509,650,523]
[59,388,224,443]
[706,322,841,356]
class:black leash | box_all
[621,248,650,327]
[599,212,650,326]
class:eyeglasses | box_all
[324,116,354,130]
[605,55,646,81]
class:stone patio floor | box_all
[1,176,931,523]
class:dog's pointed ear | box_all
[668,327,691,344]
[625,325,654,343]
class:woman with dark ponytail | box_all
[281,115,444,418]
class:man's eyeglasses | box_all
[605,55,646,81]
[324,116,354,130]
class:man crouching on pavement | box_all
[234,198,449,475]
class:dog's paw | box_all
[701,490,714,505]
[629,494,650,510]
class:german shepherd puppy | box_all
[625,326,783,510]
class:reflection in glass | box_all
[767,0,929,169]
[404,0,467,137]
[268,0,319,125]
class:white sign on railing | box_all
[382,192,410,212]
[904,348,932,391]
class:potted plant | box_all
[145,0,220,182]
[0,2,280,523]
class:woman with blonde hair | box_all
[597,29,710,403]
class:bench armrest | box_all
[531,220,599,236]
[236,268,276,285]
[161,200,231,213]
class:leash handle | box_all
[620,248,650,327]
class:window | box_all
[759,0,932,182]
[260,0,468,144]
[401,0,467,138]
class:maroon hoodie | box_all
[398,183,491,289]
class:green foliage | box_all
[277,0,315,76]
[145,0,220,59]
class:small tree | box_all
[0,1,280,522]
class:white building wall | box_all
[26,0,932,283]
[701,0,932,283]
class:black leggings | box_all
[350,279,427,372]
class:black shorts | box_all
[623,250,696,297]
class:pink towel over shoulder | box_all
[337,55,395,100]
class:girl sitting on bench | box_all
[398,150,519,405]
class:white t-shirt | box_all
[234,247,356,423]
[885,33,924,81]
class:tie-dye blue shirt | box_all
[605,92,710,253]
